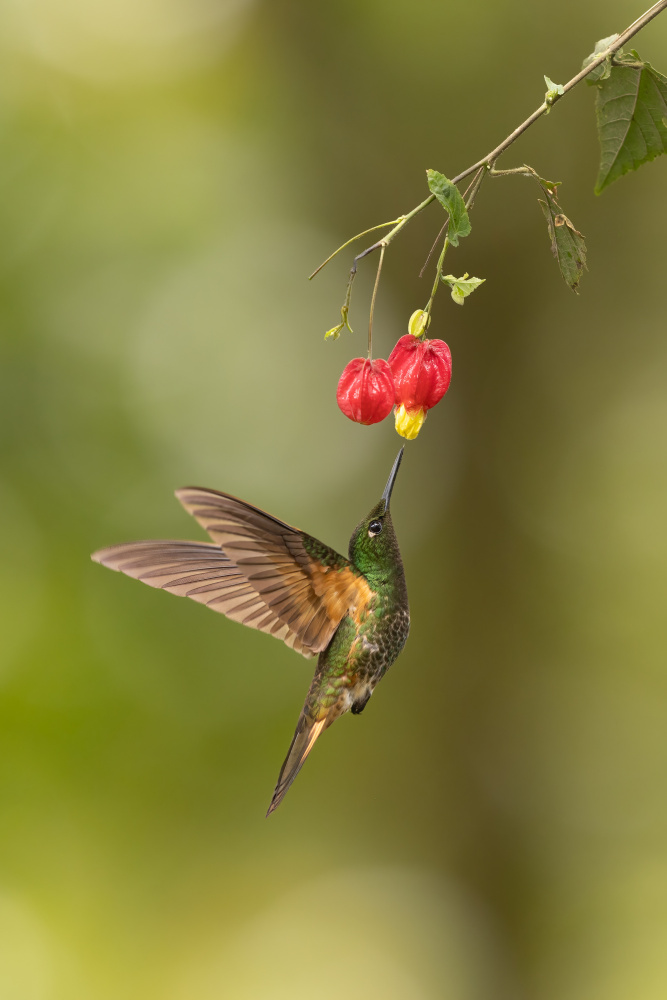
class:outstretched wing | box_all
[92,489,373,659]
[175,487,373,657]
[92,539,318,657]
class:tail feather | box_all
[266,715,328,816]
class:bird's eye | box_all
[368,519,383,537]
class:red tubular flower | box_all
[388,335,452,440]
[336,357,395,425]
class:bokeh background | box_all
[1,0,666,997]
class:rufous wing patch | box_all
[307,561,375,627]
[175,488,372,656]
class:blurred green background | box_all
[1,0,667,997]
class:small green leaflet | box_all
[324,303,353,340]
[426,169,471,246]
[544,76,564,113]
[538,183,587,293]
[441,273,485,305]
[582,35,619,84]
[589,49,667,194]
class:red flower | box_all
[336,357,395,426]
[388,335,452,439]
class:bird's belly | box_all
[363,608,410,675]
[315,606,409,716]
[348,615,410,705]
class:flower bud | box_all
[407,309,430,338]
[388,335,452,439]
[336,357,395,426]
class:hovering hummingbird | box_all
[92,449,409,815]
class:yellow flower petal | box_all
[394,403,426,440]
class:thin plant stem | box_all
[420,221,448,279]
[341,195,435,269]
[318,0,666,344]
[343,0,667,262]
[423,238,450,322]
[367,245,386,358]
[451,0,667,187]
[488,166,540,179]
[464,164,487,213]
[309,219,404,280]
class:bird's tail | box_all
[266,712,329,816]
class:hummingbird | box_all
[91,449,409,815]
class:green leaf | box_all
[538,185,587,293]
[502,165,587,292]
[426,169,471,246]
[441,273,485,306]
[582,34,619,84]
[593,58,667,194]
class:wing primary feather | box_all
[93,489,372,660]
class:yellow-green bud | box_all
[408,309,430,338]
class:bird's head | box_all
[348,448,404,577]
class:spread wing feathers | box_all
[90,539,314,657]
[175,487,374,656]
[266,714,329,816]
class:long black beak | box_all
[382,448,404,510]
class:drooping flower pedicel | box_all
[388,335,452,440]
[336,357,395,426]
